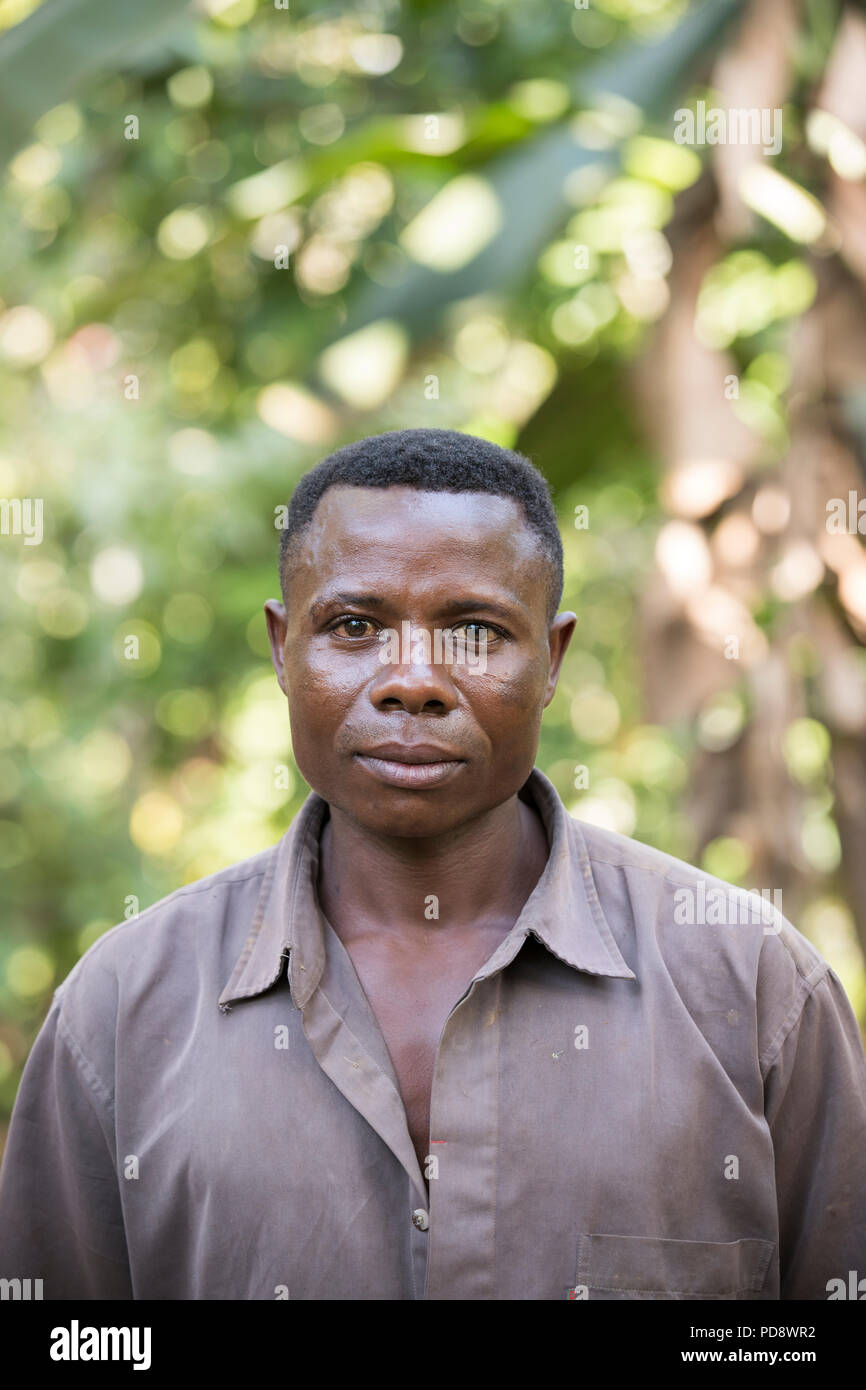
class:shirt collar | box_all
[217,766,636,1011]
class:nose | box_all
[368,626,459,714]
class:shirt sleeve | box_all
[763,967,866,1299]
[0,995,133,1300]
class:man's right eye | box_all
[329,616,376,638]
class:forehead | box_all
[288,485,546,600]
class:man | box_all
[1,427,865,1300]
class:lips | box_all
[353,742,466,789]
[356,742,464,765]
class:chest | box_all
[340,940,491,1172]
[119,944,771,1299]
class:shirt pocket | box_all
[575,1233,776,1300]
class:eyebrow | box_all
[308,592,523,622]
[435,596,523,621]
[308,592,389,620]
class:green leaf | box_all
[0,0,190,165]
[331,0,745,352]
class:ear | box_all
[543,612,577,708]
[264,599,289,694]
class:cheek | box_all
[476,647,548,703]
[284,646,369,714]
[459,659,547,731]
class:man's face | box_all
[265,485,575,839]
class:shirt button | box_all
[412,1208,429,1231]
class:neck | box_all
[316,788,550,945]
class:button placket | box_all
[425,973,502,1300]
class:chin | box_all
[346,791,484,839]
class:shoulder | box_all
[51,843,278,1063]
[569,814,831,1071]
[58,844,276,989]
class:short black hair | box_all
[278,428,563,623]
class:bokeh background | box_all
[2,0,866,1145]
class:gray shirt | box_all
[1,767,865,1300]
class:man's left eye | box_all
[453,622,501,644]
